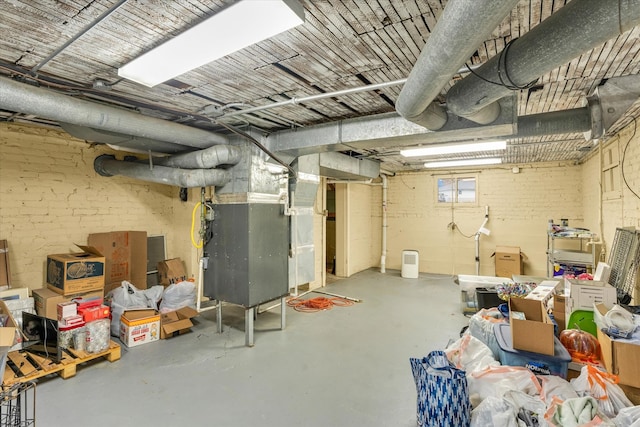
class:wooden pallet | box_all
[2,340,120,386]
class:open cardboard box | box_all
[509,297,555,356]
[494,246,525,278]
[160,306,198,339]
[595,303,640,388]
[46,245,105,295]
[0,300,21,355]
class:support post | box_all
[245,307,255,347]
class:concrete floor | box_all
[35,268,468,426]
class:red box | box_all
[79,305,110,323]
[75,296,103,311]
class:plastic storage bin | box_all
[458,275,511,314]
[494,323,571,378]
[475,287,503,310]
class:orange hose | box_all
[286,296,354,312]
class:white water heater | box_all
[401,250,419,279]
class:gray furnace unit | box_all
[203,203,288,307]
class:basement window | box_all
[602,144,621,200]
[437,176,477,204]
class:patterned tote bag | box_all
[410,351,471,427]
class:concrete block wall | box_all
[0,123,190,291]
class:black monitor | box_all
[21,312,62,363]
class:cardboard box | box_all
[620,384,640,405]
[79,305,110,323]
[553,295,567,333]
[0,326,16,377]
[525,280,560,305]
[32,287,104,320]
[160,306,198,339]
[0,240,11,289]
[157,258,186,286]
[595,303,640,388]
[46,245,105,295]
[88,231,147,293]
[120,309,160,348]
[0,299,20,353]
[495,246,523,278]
[509,297,555,356]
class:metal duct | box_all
[0,76,228,149]
[154,144,243,169]
[517,108,591,138]
[60,123,189,154]
[395,0,520,130]
[446,0,640,125]
[94,155,231,188]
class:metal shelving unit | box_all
[547,233,600,277]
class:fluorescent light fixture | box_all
[424,158,502,168]
[118,0,305,87]
[400,140,507,157]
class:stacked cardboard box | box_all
[88,231,147,293]
[46,245,105,295]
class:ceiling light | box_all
[400,140,507,157]
[424,158,502,168]
[118,0,305,87]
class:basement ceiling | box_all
[0,0,639,173]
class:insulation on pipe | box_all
[0,76,228,149]
[94,155,232,188]
[395,0,520,130]
[154,144,243,169]
[446,0,640,125]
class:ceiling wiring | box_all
[620,118,639,200]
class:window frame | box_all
[436,174,479,206]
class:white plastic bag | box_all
[159,280,196,313]
[445,334,500,374]
[468,307,506,359]
[538,374,579,404]
[503,390,547,426]
[613,406,640,427]
[570,365,633,418]
[468,366,542,408]
[471,396,519,427]
[107,281,164,336]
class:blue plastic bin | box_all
[493,323,571,378]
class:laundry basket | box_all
[401,250,419,279]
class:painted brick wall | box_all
[347,183,382,276]
[618,120,640,228]
[581,119,640,256]
[384,163,584,277]
[0,123,190,291]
